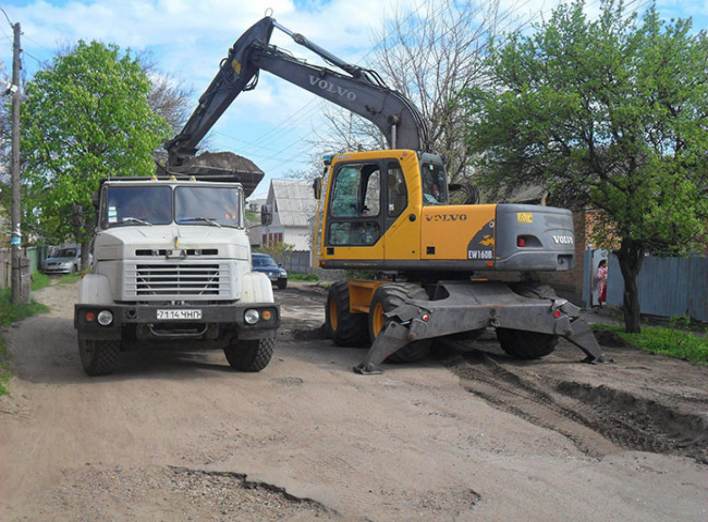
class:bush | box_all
[289,273,320,282]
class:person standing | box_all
[596,259,608,310]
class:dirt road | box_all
[1,281,706,521]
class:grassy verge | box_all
[289,273,320,282]
[58,273,82,285]
[0,288,51,396]
[31,271,51,291]
[592,323,708,364]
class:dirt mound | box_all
[446,351,708,463]
[183,151,263,175]
[292,324,328,341]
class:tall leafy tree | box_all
[465,0,708,332]
[21,40,171,265]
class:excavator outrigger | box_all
[166,15,607,374]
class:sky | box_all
[0,0,706,198]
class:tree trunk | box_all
[616,239,645,333]
[81,240,90,271]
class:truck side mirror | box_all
[261,204,272,226]
[313,177,322,200]
[91,191,99,209]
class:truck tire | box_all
[496,281,559,359]
[78,338,119,376]
[277,278,287,290]
[496,328,559,359]
[368,283,432,363]
[325,280,368,346]
[224,338,274,372]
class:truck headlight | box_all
[244,309,259,324]
[97,310,114,326]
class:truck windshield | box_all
[175,186,242,228]
[103,186,172,227]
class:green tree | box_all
[258,242,295,267]
[21,40,170,266]
[465,0,708,333]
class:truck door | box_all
[324,160,384,261]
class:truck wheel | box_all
[277,278,287,290]
[224,338,274,372]
[368,283,432,363]
[496,328,559,359]
[78,338,119,376]
[325,280,368,346]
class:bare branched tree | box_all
[310,0,502,183]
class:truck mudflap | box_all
[353,281,608,375]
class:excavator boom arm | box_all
[165,16,429,166]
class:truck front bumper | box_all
[74,302,280,341]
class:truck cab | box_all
[74,177,279,376]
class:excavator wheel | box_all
[326,280,369,347]
[368,283,432,363]
[495,328,559,359]
[496,281,559,359]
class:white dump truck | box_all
[74,167,279,376]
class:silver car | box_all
[41,247,82,274]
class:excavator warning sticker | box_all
[517,212,533,223]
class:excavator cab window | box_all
[387,163,407,217]
[421,162,448,205]
[327,162,382,246]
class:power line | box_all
[0,5,13,29]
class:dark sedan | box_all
[252,253,288,289]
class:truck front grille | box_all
[124,262,232,299]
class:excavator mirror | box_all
[261,204,272,226]
[313,177,322,200]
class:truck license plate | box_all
[157,309,202,320]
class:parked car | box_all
[252,253,288,289]
[40,246,83,275]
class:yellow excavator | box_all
[167,15,607,374]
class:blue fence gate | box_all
[603,254,708,322]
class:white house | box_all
[247,180,318,252]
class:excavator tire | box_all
[495,328,559,359]
[326,280,369,347]
[368,283,432,363]
[496,281,559,359]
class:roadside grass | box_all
[0,287,51,396]
[289,273,320,282]
[58,273,82,285]
[31,271,51,291]
[592,323,708,364]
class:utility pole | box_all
[10,21,28,305]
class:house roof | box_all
[270,180,318,227]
